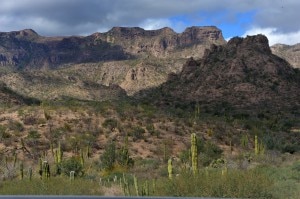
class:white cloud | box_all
[139,18,172,30]
[243,27,300,45]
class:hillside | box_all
[140,35,300,114]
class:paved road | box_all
[0,196,229,199]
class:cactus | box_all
[42,161,50,179]
[57,142,63,163]
[86,145,91,159]
[168,158,173,180]
[80,149,84,166]
[19,162,24,180]
[191,133,198,175]
[38,158,43,179]
[133,175,139,196]
[28,167,32,181]
[152,179,156,194]
[121,173,131,196]
[255,135,259,155]
[55,142,63,175]
[142,180,149,196]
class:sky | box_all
[0,0,299,45]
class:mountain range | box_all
[0,26,299,112]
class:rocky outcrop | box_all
[271,43,300,68]
[144,35,300,112]
[93,26,225,58]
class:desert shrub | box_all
[61,157,84,177]
[7,120,24,132]
[200,141,223,166]
[22,114,38,125]
[0,125,10,140]
[130,126,145,141]
[27,130,41,139]
[102,118,118,130]
[154,169,273,198]
[100,141,116,170]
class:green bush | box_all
[100,141,116,170]
[61,157,84,177]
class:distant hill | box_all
[271,43,300,68]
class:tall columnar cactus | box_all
[55,142,63,175]
[57,142,63,163]
[152,179,156,194]
[28,167,32,181]
[142,181,149,196]
[42,161,50,179]
[80,149,84,166]
[168,158,173,180]
[191,133,198,175]
[255,135,259,155]
[86,145,91,159]
[121,173,130,196]
[133,175,139,196]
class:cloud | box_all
[243,27,300,45]
[139,19,172,30]
[0,0,299,43]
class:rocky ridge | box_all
[0,26,225,69]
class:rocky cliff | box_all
[143,35,300,112]
[0,26,225,69]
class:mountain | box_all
[271,43,300,68]
[0,26,225,99]
[140,35,300,114]
[0,26,225,69]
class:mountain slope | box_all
[140,35,300,113]
[271,43,300,68]
[0,26,226,99]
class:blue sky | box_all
[1,0,300,45]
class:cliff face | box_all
[271,43,300,68]
[150,35,300,111]
[0,29,130,69]
[0,26,225,69]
